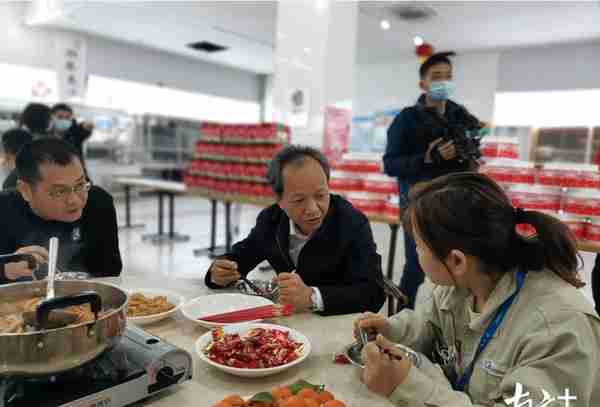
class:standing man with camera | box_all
[383,52,483,310]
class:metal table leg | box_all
[118,184,145,229]
[143,192,189,244]
[194,199,227,257]
[387,223,400,316]
[225,201,232,252]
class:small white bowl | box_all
[126,289,184,326]
[181,293,273,328]
[195,323,311,378]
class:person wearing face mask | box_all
[51,103,94,166]
[2,129,33,190]
[204,145,386,316]
[383,51,483,311]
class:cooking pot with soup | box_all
[0,278,127,377]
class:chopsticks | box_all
[240,277,265,297]
[198,303,294,324]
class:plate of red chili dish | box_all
[195,323,311,377]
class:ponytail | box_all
[514,209,584,288]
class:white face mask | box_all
[54,119,72,132]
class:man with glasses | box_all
[0,138,122,283]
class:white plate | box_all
[195,323,311,378]
[182,293,273,328]
[126,289,184,326]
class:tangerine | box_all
[323,401,346,407]
[317,391,335,403]
[297,389,319,400]
[272,386,293,400]
[303,399,319,407]
[223,396,246,406]
[280,395,306,407]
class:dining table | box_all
[103,273,394,407]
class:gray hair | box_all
[266,145,330,197]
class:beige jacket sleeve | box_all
[387,287,441,356]
[388,309,600,407]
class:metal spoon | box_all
[46,237,59,300]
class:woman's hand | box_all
[361,335,412,397]
[353,312,392,342]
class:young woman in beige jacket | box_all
[355,172,600,406]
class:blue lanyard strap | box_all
[453,270,527,392]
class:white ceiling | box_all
[35,1,600,74]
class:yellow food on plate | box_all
[127,293,175,317]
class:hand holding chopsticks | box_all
[210,259,241,287]
[361,335,412,398]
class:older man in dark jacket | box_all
[205,145,385,316]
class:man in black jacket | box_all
[383,52,482,309]
[51,103,94,165]
[0,138,122,284]
[205,145,385,316]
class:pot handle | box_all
[36,291,103,327]
[0,253,37,269]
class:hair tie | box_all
[514,207,527,224]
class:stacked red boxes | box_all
[185,122,289,202]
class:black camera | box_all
[423,107,484,169]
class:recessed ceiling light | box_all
[304,47,312,55]
[413,36,424,46]
[380,20,391,30]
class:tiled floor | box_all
[115,194,596,306]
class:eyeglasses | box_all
[48,181,92,200]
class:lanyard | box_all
[453,270,527,392]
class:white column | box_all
[272,0,358,148]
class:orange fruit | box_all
[223,396,246,407]
[323,401,346,407]
[297,389,319,400]
[272,386,293,400]
[303,399,319,407]
[213,402,233,407]
[280,396,306,407]
[317,391,335,403]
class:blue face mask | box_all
[54,119,72,132]
[428,80,455,101]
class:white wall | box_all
[354,57,420,117]
[0,2,262,103]
[354,40,600,125]
[498,41,600,92]
[354,51,500,122]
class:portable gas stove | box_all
[0,325,193,407]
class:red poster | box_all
[323,106,351,164]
